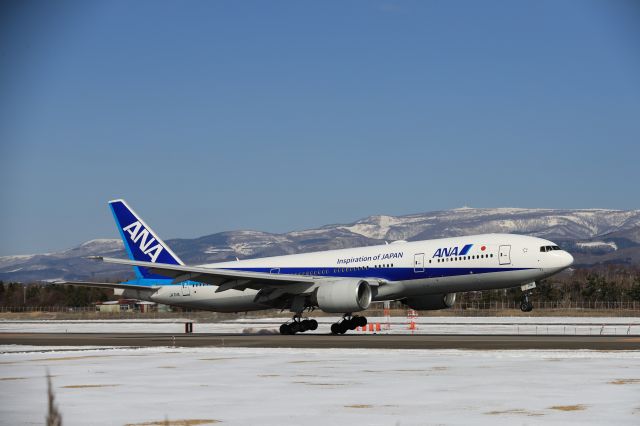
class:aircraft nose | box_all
[562,251,574,269]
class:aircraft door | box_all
[181,283,190,296]
[499,245,511,265]
[414,253,425,273]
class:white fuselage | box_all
[125,233,573,312]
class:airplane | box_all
[59,199,574,334]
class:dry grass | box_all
[124,420,220,426]
[62,384,120,389]
[485,409,544,417]
[610,379,640,385]
[0,377,27,381]
[32,355,112,362]
[549,405,587,411]
[198,358,233,361]
[293,381,348,386]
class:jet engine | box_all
[403,293,456,310]
[315,280,372,313]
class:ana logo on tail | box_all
[122,221,164,262]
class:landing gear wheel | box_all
[280,324,292,335]
[345,319,358,330]
[330,314,367,334]
[520,293,534,312]
[281,315,319,335]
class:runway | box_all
[2,332,639,350]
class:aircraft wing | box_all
[50,280,161,290]
[90,256,316,291]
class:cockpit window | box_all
[540,245,561,252]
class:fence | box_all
[455,300,640,311]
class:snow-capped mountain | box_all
[2,208,639,282]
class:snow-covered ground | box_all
[1,316,639,335]
[0,346,639,425]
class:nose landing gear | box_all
[520,293,534,312]
[330,314,367,335]
[519,282,535,312]
[279,314,318,335]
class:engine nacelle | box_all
[315,280,372,313]
[403,293,456,310]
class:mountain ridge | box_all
[2,207,639,282]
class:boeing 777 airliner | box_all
[60,200,574,334]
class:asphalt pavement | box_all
[2,332,639,350]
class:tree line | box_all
[0,282,112,307]
[459,265,640,304]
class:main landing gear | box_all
[279,314,318,335]
[330,314,367,335]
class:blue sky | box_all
[1,0,639,255]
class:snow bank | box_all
[1,346,638,425]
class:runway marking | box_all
[549,404,587,411]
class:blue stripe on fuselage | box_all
[215,266,531,282]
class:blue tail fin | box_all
[109,199,183,279]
